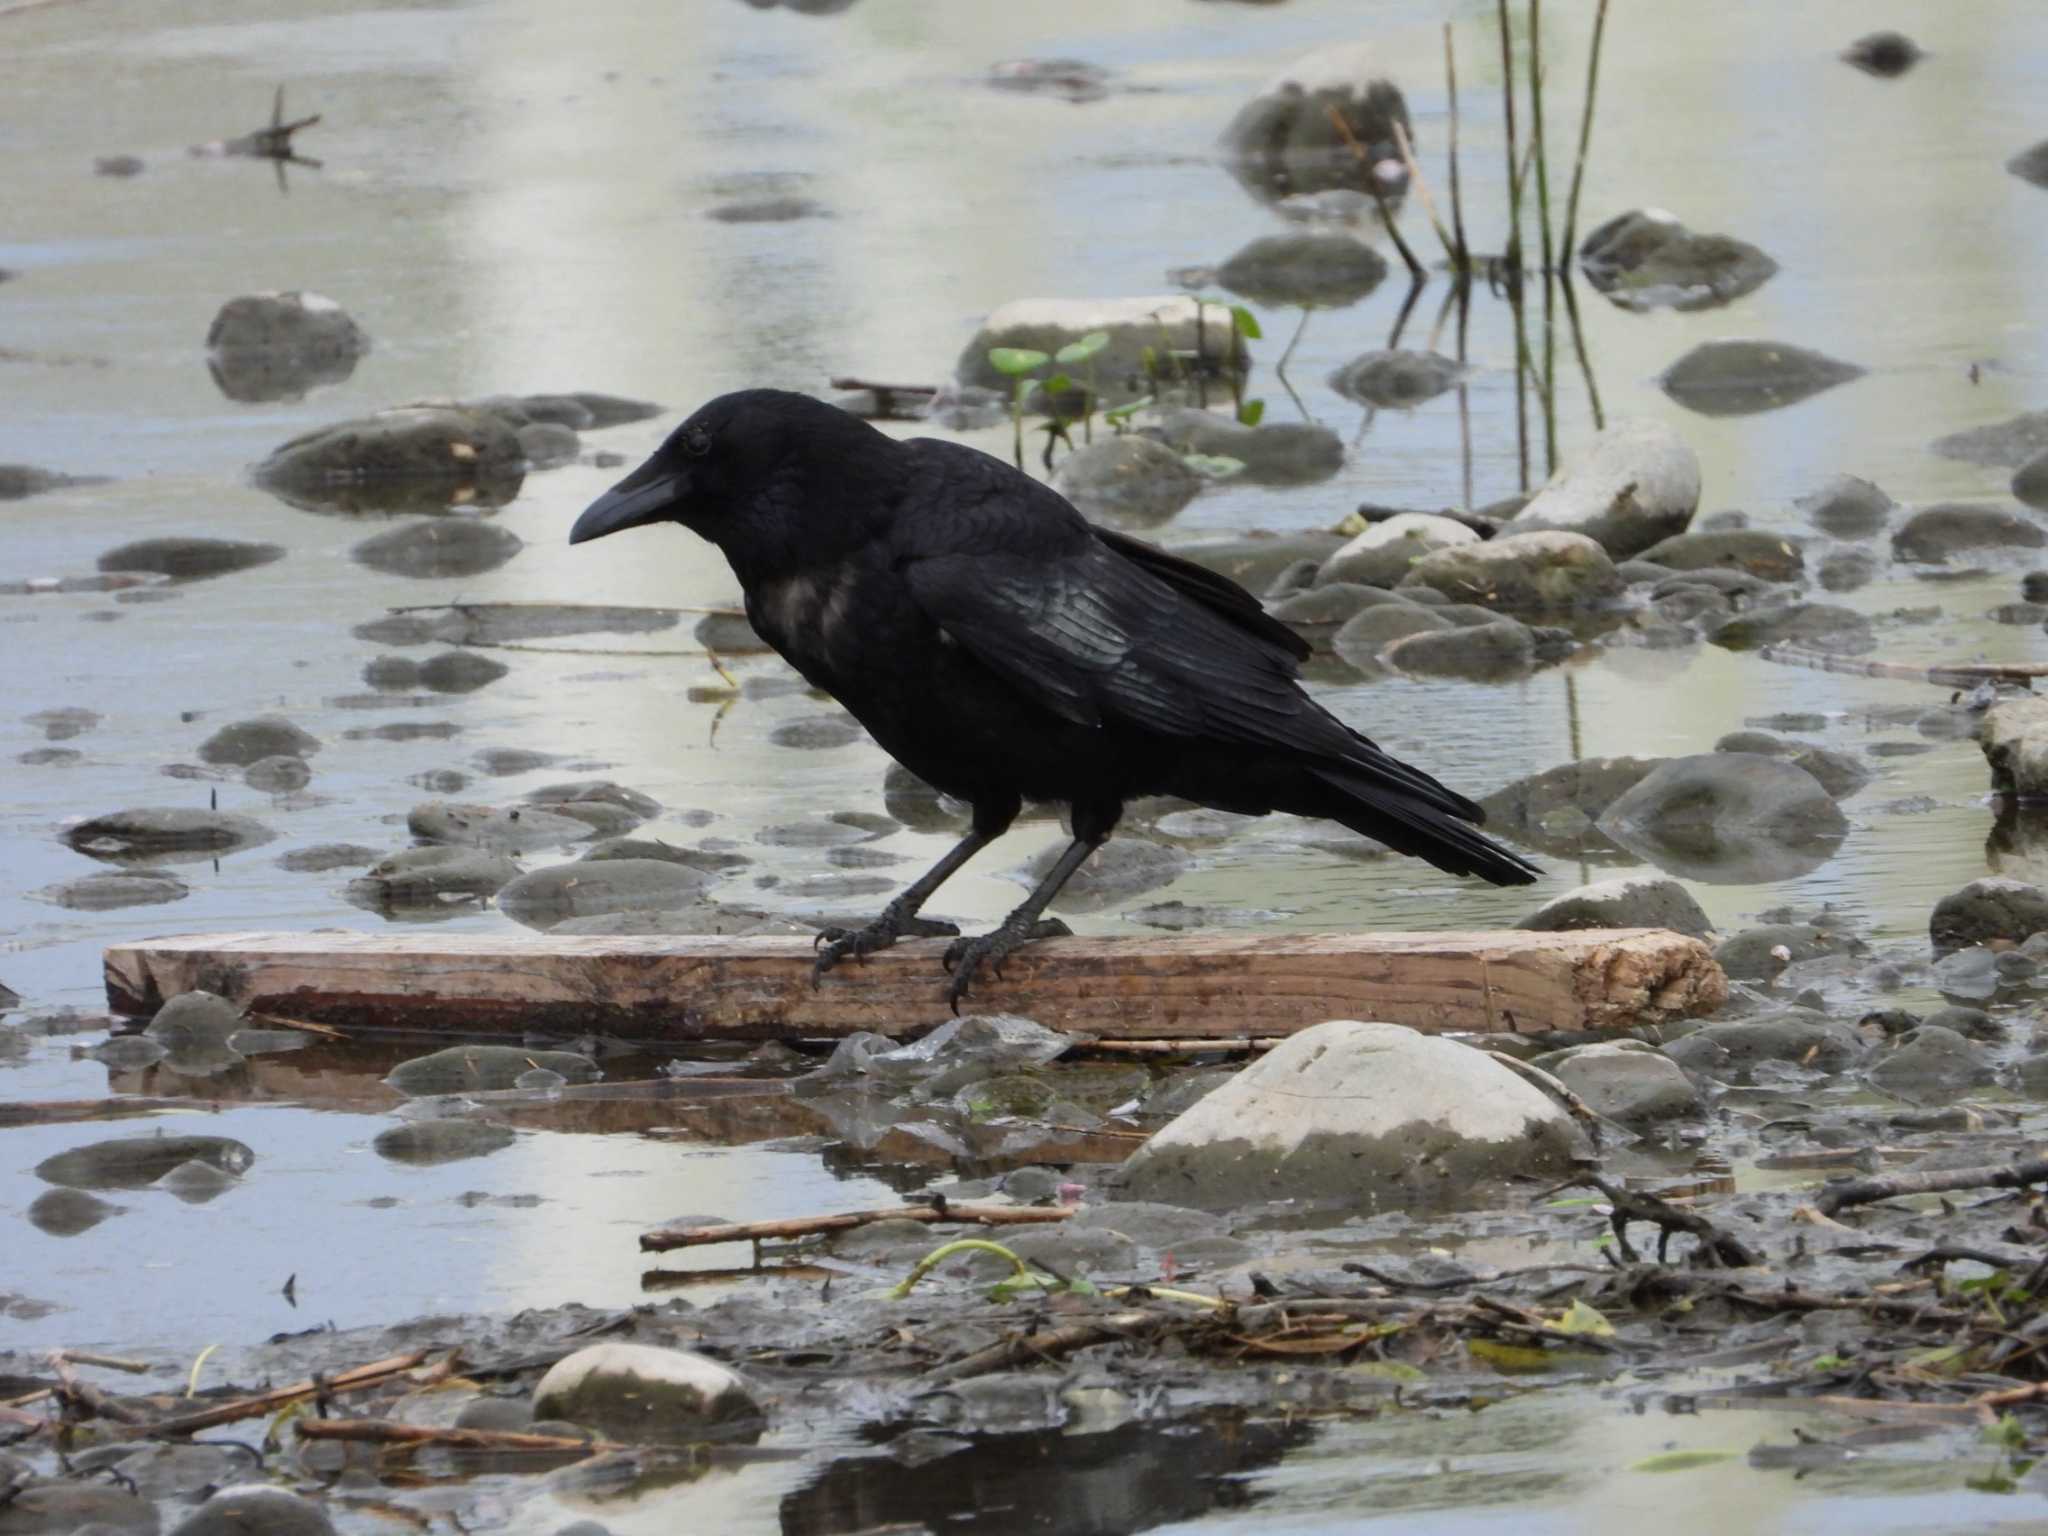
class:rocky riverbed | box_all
[7,0,2048,1531]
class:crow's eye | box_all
[681,426,712,458]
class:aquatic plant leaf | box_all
[1630,1450,1740,1473]
[1055,331,1109,365]
[1181,454,1246,481]
[989,347,1050,376]
[1229,304,1263,340]
[1236,398,1265,427]
[1547,1298,1616,1337]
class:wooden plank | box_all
[103,928,1724,1042]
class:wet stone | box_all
[244,754,311,793]
[1547,1041,1701,1126]
[1933,410,2048,468]
[1019,839,1187,911]
[65,807,272,859]
[90,1035,168,1069]
[1217,232,1387,309]
[1930,877,2048,952]
[143,991,243,1056]
[1378,619,1534,681]
[1118,1020,1583,1209]
[544,800,645,838]
[517,421,581,468]
[475,747,560,776]
[532,1342,762,1440]
[583,838,746,872]
[34,869,189,910]
[1327,349,1464,408]
[1150,410,1343,486]
[166,1482,336,1536]
[1710,601,1875,656]
[528,780,662,818]
[1865,1025,1993,1103]
[1658,340,1864,416]
[1798,474,1895,538]
[1715,923,1847,981]
[0,1482,161,1534]
[97,537,282,582]
[351,845,520,904]
[1517,875,1711,940]
[2013,450,2048,512]
[957,296,1242,406]
[408,801,591,853]
[1317,515,1476,589]
[497,859,716,929]
[1398,530,1623,612]
[18,746,82,766]
[1509,419,1701,558]
[1817,548,1880,593]
[1595,753,1847,884]
[387,1045,599,1096]
[1050,437,1202,525]
[1219,46,1412,206]
[1480,755,1662,857]
[373,1119,516,1166]
[1892,502,2046,563]
[160,1157,240,1203]
[257,405,524,495]
[352,518,524,579]
[771,715,863,750]
[1577,209,1777,311]
[410,768,470,794]
[1843,30,1923,76]
[709,194,828,221]
[2008,140,2048,191]
[1665,1010,1865,1077]
[1638,528,1804,581]
[406,651,504,694]
[36,1133,255,1191]
[27,1187,121,1236]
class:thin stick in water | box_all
[1560,0,1614,262]
[1496,0,1523,284]
[1327,105,1425,280]
[1444,23,1469,271]
[1529,0,1558,475]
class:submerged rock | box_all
[1933,411,2048,469]
[1051,437,1201,524]
[1150,409,1343,486]
[350,845,520,906]
[1220,45,1413,205]
[1659,340,1863,416]
[1595,753,1847,883]
[387,1044,599,1095]
[244,754,311,793]
[256,406,525,512]
[198,715,321,766]
[1327,349,1464,408]
[34,869,189,910]
[64,807,272,859]
[36,1133,254,1190]
[2013,450,2048,511]
[1891,502,2046,563]
[1117,1020,1584,1208]
[1866,1025,1992,1102]
[206,290,368,403]
[407,801,591,853]
[97,537,283,582]
[955,296,1242,407]
[1638,528,1804,581]
[498,859,717,929]
[1714,923,1847,981]
[1017,840,1187,912]
[1665,1009,1864,1077]
[1797,474,1895,538]
[1842,30,1923,77]
[1517,875,1711,939]
[27,1186,121,1236]
[1217,232,1387,309]
[1316,513,1477,588]
[372,1119,516,1166]
[168,1482,337,1536]
[1577,210,1777,311]
[2008,140,2048,191]
[1930,877,2048,952]
[1378,618,1535,681]
[1980,695,2048,798]
[1398,530,1623,612]
[1509,419,1701,558]
[532,1342,762,1441]
[1547,1040,1700,1126]
[1481,756,1662,857]
[1710,601,1875,655]
[0,1482,161,1534]
[352,518,524,579]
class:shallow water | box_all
[4,0,2048,1528]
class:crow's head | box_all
[570,388,883,550]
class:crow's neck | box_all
[716,455,905,587]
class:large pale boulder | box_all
[1510,419,1701,558]
[1115,1020,1584,1209]
[1981,695,2048,799]
[532,1342,762,1440]
[1317,513,1477,588]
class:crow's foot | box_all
[942,917,1072,1011]
[813,911,959,985]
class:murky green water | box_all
[5,0,2048,1527]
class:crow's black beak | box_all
[570,467,686,544]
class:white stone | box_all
[532,1342,760,1439]
[1511,419,1701,558]
[1116,1020,1584,1209]
[1399,529,1623,610]
[1316,513,1478,588]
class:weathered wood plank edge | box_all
[104,928,1726,1043]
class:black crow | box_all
[572,389,1539,1006]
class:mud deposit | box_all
[7,0,2048,1531]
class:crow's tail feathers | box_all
[1308,759,1541,887]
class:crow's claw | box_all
[942,917,1071,1011]
[812,912,960,987]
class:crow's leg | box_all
[943,801,1118,1010]
[813,795,1017,983]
